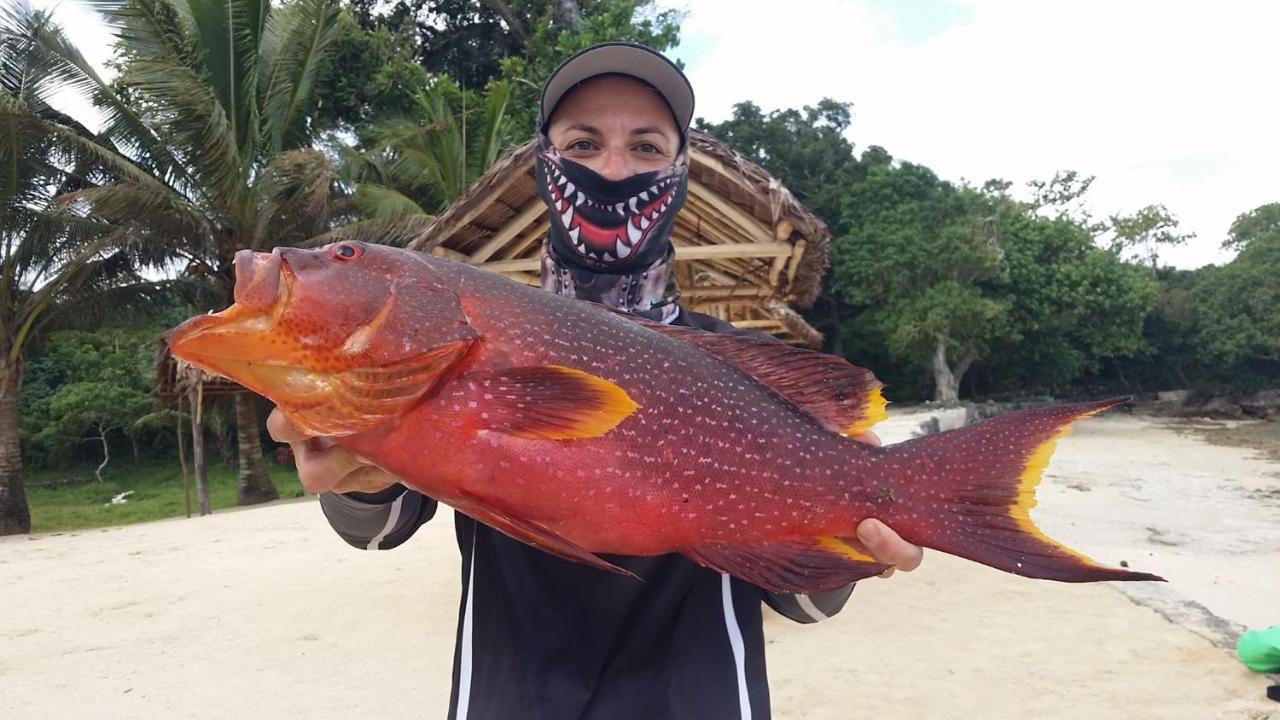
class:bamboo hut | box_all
[406,129,831,346]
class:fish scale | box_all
[168,242,1164,593]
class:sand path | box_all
[1,413,1276,719]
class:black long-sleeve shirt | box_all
[318,308,855,720]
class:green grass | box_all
[25,460,306,533]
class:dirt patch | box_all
[1149,413,1280,464]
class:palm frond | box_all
[307,215,436,248]
[181,0,267,162]
[113,0,243,208]
[252,147,336,247]
[258,0,340,154]
[2,3,191,188]
[472,79,517,174]
[353,183,428,221]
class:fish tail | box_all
[876,398,1163,582]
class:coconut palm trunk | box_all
[235,392,277,504]
[0,360,29,534]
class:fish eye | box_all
[332,243,362,261]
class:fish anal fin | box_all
[624,317,887,435]
[685,536,890,593]
[455,492,636,578]
[480,365,639,440]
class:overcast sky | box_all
[665,0,1278,268]
[31,0,1277,269]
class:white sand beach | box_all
[1,413,1277,719]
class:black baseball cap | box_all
[539,42,695,133]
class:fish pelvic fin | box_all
[453,492,637,579]
[685,536,890,593]
[876,398,1164,583]
[479,365,639,440]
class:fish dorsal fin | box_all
[629,317,887,436]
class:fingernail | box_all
[857,522,879,544]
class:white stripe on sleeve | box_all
[794,593,831,622]
[364,493,405,550]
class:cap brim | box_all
[541,43,694,133]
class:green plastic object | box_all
[1237,626,1280,673]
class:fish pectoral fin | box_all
[685,536,890,593]
[479,365,639,440]
[612,312,886,436]
[456,492,637,578]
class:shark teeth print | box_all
[544,160,682,265]
[627,218,643,244]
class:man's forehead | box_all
[550,75,679,135]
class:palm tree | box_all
[323,77,518,244]
[0,5,160,533]
[9,1,520,528]
[46,0,359,507]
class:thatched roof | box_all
[154,338,242,401]
[406,129,831,345]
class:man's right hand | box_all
[266,408,402,495]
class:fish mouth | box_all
[166,252,330,407]
[544,161,678,265]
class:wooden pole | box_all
[177,393,190,519]
[192,378,211,516]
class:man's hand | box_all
[266,408,401,495]
[849,430,925,579]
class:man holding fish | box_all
[171,41,1153,720]
[268,43,923,719]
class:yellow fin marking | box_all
[815,536,878,564]
[1013,406,1113,564]
[842,385,889,437]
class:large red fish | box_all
[168,242,1162,591]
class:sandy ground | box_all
[1,412,1277,719]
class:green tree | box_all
[1108,204,1194,273]
[310,9,429,136]
[0,6,165,533]
[1194,204,1280,372]
[334,76,520,236]
[979,212,1155,393]
[697,99,865,355]
[834,162,1008,403]
[49,0,352,508]
[697,99,859,229]
[46,382,152,482]
[20,328,164,473]
[342,0,682,133]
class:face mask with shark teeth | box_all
[535,132,687,320]
[535,133,688,272]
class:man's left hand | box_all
[849,430,924,579]
[855,519,923,578]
